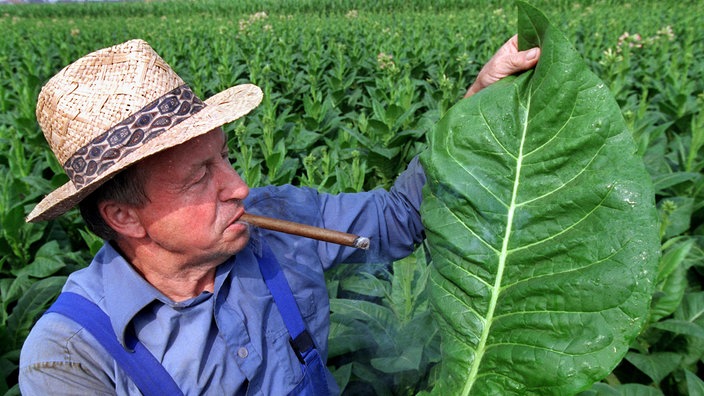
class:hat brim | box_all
[26,83,263,223]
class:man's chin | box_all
[224,225,250,254]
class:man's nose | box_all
[217,163,249,202]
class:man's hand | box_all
[464,35,540,98]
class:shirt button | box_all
[238,347,249,359]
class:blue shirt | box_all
[19,157,426,395]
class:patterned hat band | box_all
[63,84,206,189]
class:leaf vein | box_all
[508,183,616,253]
[428,189,500,254]
[518,142,607,207]
[479,97,518,160]
[431,271,486,322]
[499,244,624,292]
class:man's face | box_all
[130,128,250,267]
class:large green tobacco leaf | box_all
[419,2,660,395]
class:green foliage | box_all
[326,244,440,395]
[0,0,702,394]
[420,2,660,393]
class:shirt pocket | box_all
[264,287,317,387]
[264,287,316,340]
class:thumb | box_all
[512,47,540,71]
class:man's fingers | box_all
[524,47,540,62]
[507,47,540,72]
[464,36,541,98]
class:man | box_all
[20,37,538,395]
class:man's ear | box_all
[99,201,146,239]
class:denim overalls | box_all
[46,240,330,396]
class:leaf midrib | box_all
[462,91,531,395]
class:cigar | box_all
[241,213,370,250]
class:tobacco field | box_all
[0,0,702,394]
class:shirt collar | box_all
[98,242,238,347]
[99,243,163,347]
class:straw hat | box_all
[26,39,263,222]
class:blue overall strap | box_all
[257,241,315,363]
[45,292,184,396]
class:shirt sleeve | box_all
[246,156,426,269]
[19,313,118,396]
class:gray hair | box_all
[79,165,149,241]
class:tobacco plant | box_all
[421,2,661,393]
[0,0,702,394]
[326,243,439,395]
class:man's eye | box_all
[195,169,209,183]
